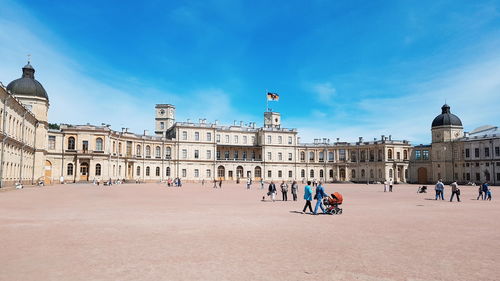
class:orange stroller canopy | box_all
[332,192,343,204]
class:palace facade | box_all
[0,63,498,187]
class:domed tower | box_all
[431,104,463,143]
[7,62,49,183]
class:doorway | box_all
[80,162,89,181]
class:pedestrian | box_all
[435,179,444,200]
[383,179,388,192]
[219,179,223,188]
[60,176,64,184]
[486,187,492,201]
[477,185,483,200]
[268,181,277,202]
[313,182,328,215]
[178,178,182,187]
[291,180,298,201]
[213,179,217,188]
[450,181,460,202]
[260,179,264,189]
[280,181,288,201]
[246,178,251,189]
[482,182,489,200]
[202,179,205,187]
[389,178,393,192]
[302,181,313,214]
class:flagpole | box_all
[265,89,269,112]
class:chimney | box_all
[381,135,385,141]
[389,135,392,141]
[143,130,148,136]
[252,122,256,129]
[359,137,363,143]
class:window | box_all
[243,136,247,144]
[397,152,401,160]
[136,166,141,176]
[206,132,212,141]
[278,170,282,178]
[497,173,500,181]
[165,147,171,159]
[251,151,255,160]
[67,163,73,176]
[113,141,116,153]
[224,151,229,159]
[319,170,324,178]
[216,134,221,143]
[289,170,293,178]
[82,140,88,152]
[423,150,430,160]
[268,170,272,178]
[48,136,56,150]
[136,145,142,156]
[146,145,151,157]
[476,173,480,181]
[328,152,334,162]
[352,169,356,178]
[95,138,103,151]
[370,169,374,178]
[403,150,408,160]
[234,136,238,143]
[95,164,101,176]
[485,147,490,157]
[466,173,470,180]
[195,132,199,141]
[278,153,282,161]
[206,169,211,178]
[465,149,470,158]
[155,146,161,158]
[146,166,150,176]
[206,150,211,159]
[156,167,160,176]
[278,136,282,144]
[319,151,324,162]
[182,149,187,159]
[310,169,314,178]
[251,136,255,144]
[475,148,479,158]
[182,131,187,140]
[267,136,271,144]
[301,169,305,178]
[329,169,334,178]
[339,149,346,161]
[166,167,171,177]
[300,152,305,161]
[255,167,262,178]
[242,151,247,160]
[268,152,272,160]
[415,150,421,160]
[288,137,292,144]
[288,153,292,161]
[309,152,315,161]
[194,169,199,177]
[388,149,393,159]
[194,150,199,159]
[495,147,499,157]
[182,169,187,177]
[361,169,365,178]
[68,137,75,150]
[160,122,164,129]
[234,151,238,159]
[216,151,221,159]
[225,135,229,143]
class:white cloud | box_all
[311,82,336,103]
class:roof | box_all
[6,63,49,100]
[431,104,462,128]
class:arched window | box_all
[309,152,315,161]
[217,165,225,178]
[166,167,171,177]
[68,137,75,150]
[361,151,366,161]
[310,169,314,178]
[165,147,172,158]
[146,166,150,176]
[136,166,141,176]
[146,145,151,157]
[328,152,334,161]
[301,169,305,178]
[136,144,142,156]
[95,164,101,176]
[112,141,116,153]
[155,146,161,158]
[156,167,160,176]
[300,151,305,161]
[352,169,356,178]
[319,169,324,178]
[378,169,382,178]
[389,169,393,179]
[403,150,408,160]
[370,169,374,178]
[67,163,73,176]
[388,149,393,159]
[329,169,334,178]
[361,169,365,178]
[95,138,103,151]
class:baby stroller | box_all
[323,192,343,215]
[417,186,427,193]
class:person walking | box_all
[246,178,251,189]
[260,179,264,189]
[201,179,205,187]
[389,178,393,192]
[291,180,298,201]
[435,179,444,200]
[213,179,217,188]
[383,180,388,192]
[477,185,483,200]
[313,182,328,215]
[450,181,460,202]
[486,187,492,201]
[481,182,489,200]
[280,181,288,201]
[268,181,277,202]
[219,179,223,188]
[302,181,313,214]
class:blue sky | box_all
[1,0,500,144]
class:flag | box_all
[267,92,279,101]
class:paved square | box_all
[0,183,498,281]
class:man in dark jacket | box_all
[268,181,277,202]
[313,182,328,215]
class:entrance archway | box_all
[339,168,346,181]
[417,167,427,184]
[80,162,89,181]
[44,160,52,185]
[236,166,244,179]
[217,165,225,180]
[254,166,262,180]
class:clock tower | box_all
[264,111,281,128]
[155,104,175,137]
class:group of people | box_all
[434,179,493,202]
[166,177,182,187]
[267,181,300,201]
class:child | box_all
[486,188,492,201]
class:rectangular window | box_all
[339,149,346,161]
[182,131,187,140]
[216,134,220,142]
[497,173,500,181]
[278,136,282,144]
[251,136,255,144]
[495,146,500,157]
[48,136,56,150]
[224,151,229,159]
[194,132,200,141]
[225,135,229,143]
[288,170,293,178]
[182,169,187,177]
[234,151,238,159]
[328,152,334,161]
[423,150,429,160]
[278,170,282,178]
[397,152,401,160]
[182,149,187,159]
[268,170,272,177]
[206,150,211,159]
[288,153,292,161]
[319,151,324,162]
[475,148,480,158]
[207,132,212,142]
[267,136,271,144]
[216,151,220,159]
[466,173,470,180]
[267,152,272,160]
[194,169,199,177]
[415,150,421,160]
[465,149,470,158]
[278,152,282,161]
[466,163,470,167]
[288,136,292,144]
[194,150,199,159]
[242,151,247,160]
[476,173,480,181]
[243,136,247,144]
[206,169,211,178]
[234,135,238,144]
[485,147,490,157]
